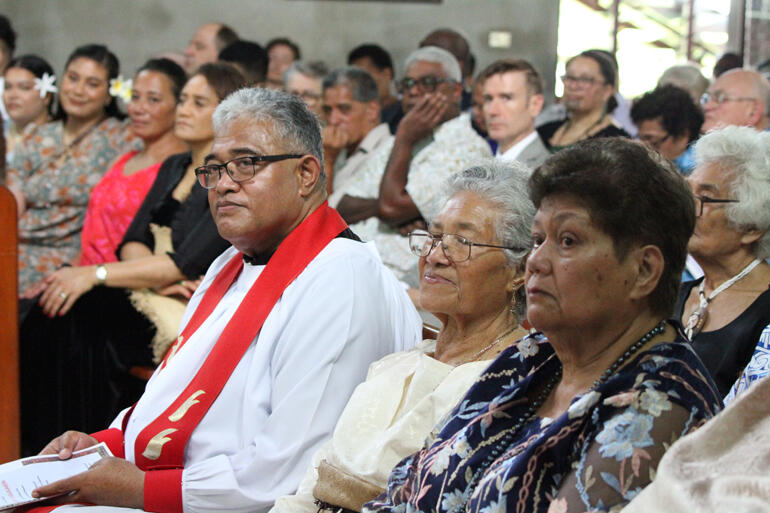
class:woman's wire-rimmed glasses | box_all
[408,229,522,263]
[195,154,303,189]
[694,194,739,217]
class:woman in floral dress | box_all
[364,138,722,513]
[7,44,134,297]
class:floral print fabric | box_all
[6,118,134,294]
[364,332,722,513]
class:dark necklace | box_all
[462,320,667,499]
[553,113,606,146]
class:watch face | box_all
[96,265,107,281]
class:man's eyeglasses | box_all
[700,91,756,106]
[694,194,739,216]
[561,74,604,87]
[397,75,454,94]
[195,154,303,189]
[408,230,522,263]
[638,132,671,149]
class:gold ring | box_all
[59,292,68,299]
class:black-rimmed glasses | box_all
[694,194,739,216]
[408,230,522,263]
[195,154,303,189]
[397,75,454,94]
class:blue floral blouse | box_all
[363,330,722,513]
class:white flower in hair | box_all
[34,72,58,99]
[109,76,133,103]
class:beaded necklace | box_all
[461,320,667,500]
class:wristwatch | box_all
[95,264,107,285]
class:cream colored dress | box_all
[271,339,492,513]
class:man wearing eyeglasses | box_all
[701,68,770,133]
[337,46,490,286]
[29,88,421,513]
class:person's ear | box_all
[505,261,526,295]
[527,93,545,118]
[365,100,380,125]
[747,100,764,127]
[628,245,664,302]
[295,154,322,197]
[740,226,763,247]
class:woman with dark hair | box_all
[3,54,56,162]
[76,58,188,266]
[19,62,247,455]
[364,138,720,513]
[538,50,630,151]
[631,84,704,174]
[7,44,135,296]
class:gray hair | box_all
[283,60,328,88]
[443,159,536,318]
[212,87,325,185]
[404,46,461,83]
[322,66,379,103]
[657,64,710,100]
[695,125,770,259]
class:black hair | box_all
[266,37,301,60]
[137,58,187,101]
[529,137,695,317]
[631,85,704,144]
[218,40,268,85]
[347,43,393,72]
[6,54,57,117]
[191,62,247,102]
[568,49,618,113]
[214,24,239,52]
[58,44,124,121]
[0,15,16,54]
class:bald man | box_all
[701,68,770,132]
[184,22,238,73]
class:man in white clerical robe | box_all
[28,88,421,513]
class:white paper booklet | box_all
[0,443,113,510]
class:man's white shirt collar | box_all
[495,130,538,161]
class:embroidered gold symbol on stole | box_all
[142,428,178,460]
[168,390,206,422]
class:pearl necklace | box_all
[461,320,667,499]
[685,258,761,339]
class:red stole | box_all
[132,203,348,470]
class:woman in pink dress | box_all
[79,58,188,265]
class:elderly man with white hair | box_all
[337,46,491,286]
[25,88,421,513]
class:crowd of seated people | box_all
[0,10,769,513]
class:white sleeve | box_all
[180,247,419,513]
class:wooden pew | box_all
[0,185,19,463]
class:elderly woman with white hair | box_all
[273,159,534,513]
[678,125,770,397]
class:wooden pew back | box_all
[0,185,19,463]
